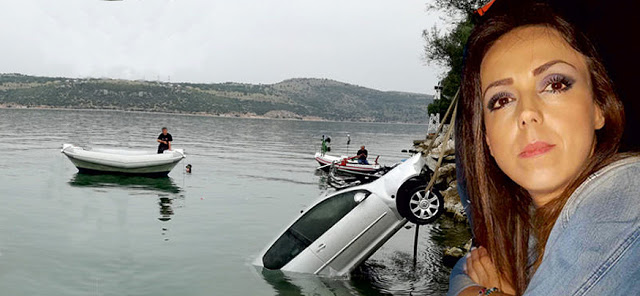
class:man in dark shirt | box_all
[356,145,369,165]
[157,127,173,154]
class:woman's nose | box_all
[518,94,543,129]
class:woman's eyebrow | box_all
[532,60,576,76]
[483,78,513,98]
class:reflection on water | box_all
[158,193,185,241]
[68,173,182,193]
[429,216,472,253]
[158,193,185,222]
[159,195,175,222]
[351,251,449,295]
[68,173,186,241]
[260,268,365,296]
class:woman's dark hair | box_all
[456,1,625,294]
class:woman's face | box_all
[480,26,604,207]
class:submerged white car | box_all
[255,153,444,276]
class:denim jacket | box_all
[448,156,640,296]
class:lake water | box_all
[0,108,469,296]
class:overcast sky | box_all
[0,0,445,94]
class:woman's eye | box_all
[551,82,564,91]
[488,93,514,111]
[542,75,574,93]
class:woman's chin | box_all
[518,177,568,205]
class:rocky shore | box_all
[414,131,472,267]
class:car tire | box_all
[396,184,444,225]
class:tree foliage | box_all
[423,0,484,119]
[426,0,485,20]
[0,74,434,123]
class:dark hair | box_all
[162,127,168,130]
[456,2,625,294]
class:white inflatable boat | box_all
[61,144,186,177]
[314,152,382,174]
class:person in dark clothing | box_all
[356,145,369,165]
[157,127,172,154]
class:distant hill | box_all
[0,73,433,123]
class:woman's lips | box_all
[519,141,556,158]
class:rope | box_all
[422,88,459,193]
[425,103,457,193]
[412,88,459,267]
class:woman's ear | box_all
[594,104,605,130]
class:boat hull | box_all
[315,152,381,174]
[62,144,185,177]
[68,157,181,177]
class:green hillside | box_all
[0,73,433,123]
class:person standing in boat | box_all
[356,145,369,165]
[321,136,331,155]
[157,127,172,154]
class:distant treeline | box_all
[0,73,433,123]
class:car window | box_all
[262,190,367,269]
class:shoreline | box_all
[0,105,429,126]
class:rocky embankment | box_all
[414,131,472,266]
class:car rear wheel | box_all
[396,184,444,225]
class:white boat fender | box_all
[61,143,74,153]
[171,149,186,158]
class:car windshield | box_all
[262,190,368,269]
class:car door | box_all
[307,191,399,276]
